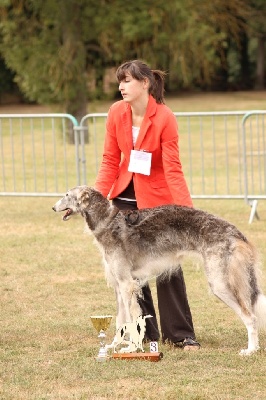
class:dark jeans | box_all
[112,197,196,343]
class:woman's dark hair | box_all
[116,60,166,104]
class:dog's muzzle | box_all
[52,204,73,221]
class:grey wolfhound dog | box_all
[52,186,266,355]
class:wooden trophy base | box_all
[111,352,163,362]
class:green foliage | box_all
[0,0,265,113]
[0,0,90,116]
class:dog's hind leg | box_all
[206,255,259,355]
[212,287,259,355]
[238,313,259,356]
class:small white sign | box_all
[128,150,152,176]
[149,341,159,353]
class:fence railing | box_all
[0,110,265,223]
[241,110,266,222]
[0,114,79,196]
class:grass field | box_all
[1,92,266,400]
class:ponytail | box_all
[150,69,166,104]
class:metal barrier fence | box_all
[80,110,266,224]
[80,111,248,194]
[0,114,79,196]
[0,110,265,222]
[242,110,266,222]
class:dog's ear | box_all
[77,187,104,210]
[77,187,92,209]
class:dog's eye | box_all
[66,193,68,197]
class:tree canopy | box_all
[0,0,265,117]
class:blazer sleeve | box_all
[94,110,121,197]
[161,113,193,207]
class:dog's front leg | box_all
[116,280,140,327]
[104,286,126,352]
[115,284,129,328]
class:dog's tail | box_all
[228,239,265,319]
[254,294,266,330]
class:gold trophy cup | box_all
[90,315,113,361]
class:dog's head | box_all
[52,186,103,221]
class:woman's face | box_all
[118,72,148,104]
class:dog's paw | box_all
[239,347,259,356]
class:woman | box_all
[94,60,200,350]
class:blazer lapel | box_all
[121,104,133,152]
[134,95,156,150]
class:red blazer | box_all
[95,95,193,209]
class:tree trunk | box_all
[239,31,251,89]
[66,89,88,144]
[210,38,229,91]
[60,3,89,144]
[255,36,265,90]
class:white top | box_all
[132,126,140,146]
